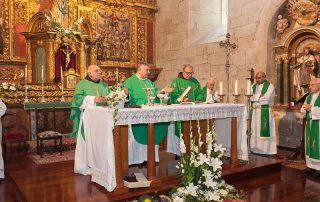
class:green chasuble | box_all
[70,79,111,139]
[170,73,204,137]
[200,86,208,102]
[251,80,271,137]
[305,93,320,160]
[170,73,204,104]
[123,74,168,145]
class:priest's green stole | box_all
[305,94,320,160]
[251,81,271,137]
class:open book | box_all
[177,86,192,103]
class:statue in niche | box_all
[276,15,289,34]
[293,47,318,95]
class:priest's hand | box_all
[95,95,105,103]
[195,99,202,103]
[183,97,191,102]
[123,87,129,95]
[259,93,265,98]
[303,104,312,111]
[163,85,174,93]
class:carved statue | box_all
[62,46,73,68]
[293,47,318,95]
[276,15,289,34]
[288,0,319,26]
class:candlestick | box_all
[218,94,225,103]
[116,68,119,84]
[245,94,255,165]
[219,81,223,95]
[24,65,29,103]
[41,65,44,82]
[233,94,240,103]
[235,80,238,95]
[60,66,65,102]
[41,65,46,103]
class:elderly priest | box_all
[123,63,173,164]
[301,78,320,177]
[167,64,204,155]
[250,71,277,155]
[70,64,110,175]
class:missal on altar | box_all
[177,86,192,102]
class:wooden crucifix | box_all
[219,33,237,103]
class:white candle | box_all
[25,65,27,82]
[41,65,44,82]
[235,80,238,95]
[84,67,87,77]
[60,66,63,82]
[219,81,223,95]
[116,68,119,84]
[246,80,251,95]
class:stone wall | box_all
[155,0,303,148]
[155,0,286,102]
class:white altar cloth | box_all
[79,103,248,191]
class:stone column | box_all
[282,54,290,103]
[275,55,283,104]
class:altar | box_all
[79,103,248,192]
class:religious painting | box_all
[50,0,68,28]
[96,10,131,62]
[12,0,28,59]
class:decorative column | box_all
[47,33,56,82]
[78,41,85,79]
[275,55,283,104]
[282,54,290,103]
[26,40,33,83]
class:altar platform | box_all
[4,151,282,202]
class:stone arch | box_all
[252,0,287,78]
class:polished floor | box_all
[1,151,320,202]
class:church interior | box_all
[1,0,320,201]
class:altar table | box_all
[80,103,248,192]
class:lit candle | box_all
[246,80,251,95]
[235,80,238,95]
[84,67,87,77]
[41,65,44,82]
[219,81,223,95]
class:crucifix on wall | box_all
[219,33,237,103]
[62,46,73,69]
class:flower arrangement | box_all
[104,83,128,125]
[0,82,22,101]
[171,122,243,202]
[45,15,83,45]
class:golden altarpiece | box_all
[0,0,161,139]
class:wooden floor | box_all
[1,151,320,202]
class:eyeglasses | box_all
[184,71,194,76]
[93,69,102,73]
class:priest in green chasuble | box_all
[301,78,320,176]
[123,63,173,164]
[71,64,110,175]
[167,64,204,156]
[250,71,277,155]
